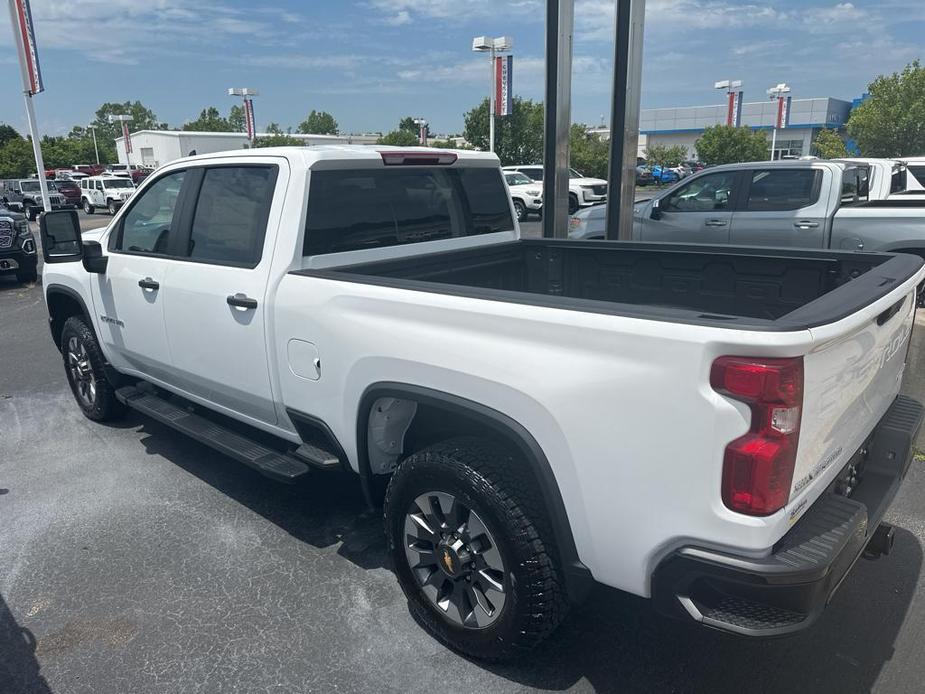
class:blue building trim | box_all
[641,123,826,135]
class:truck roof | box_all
[169,145,500,169]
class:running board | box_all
[115,386,310,483]
[292,442,342,470]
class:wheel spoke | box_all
[477,568,505,594]
[466,583,496,627]
[407,511,437,539]
[447,496,470,533]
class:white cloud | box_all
[384,10,412,26]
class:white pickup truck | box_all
[40,146,924,660]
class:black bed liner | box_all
[292,239,923,332]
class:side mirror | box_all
[39,210,82,264]
[650,198,663,220]
[82,241,108,274]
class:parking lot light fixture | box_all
[88,124,100,165]
[472,35,513,153]
[413,118,428,146]
[228,87,259,145]
[109,114,133,167]
[767,82,792,161]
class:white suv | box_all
[502,165,607,214]
[80,176,137,215]
[503,171,543,221]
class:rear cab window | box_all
[304,166,514,256]
[840,166,870,206]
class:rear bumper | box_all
[652,395,923,637]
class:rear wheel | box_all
[385,437,567,661]
[83,199,94,215]
[513,200,527,222]
[26,205,37,221]
[61,316,124,422]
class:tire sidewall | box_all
[513,200,527,222]
[386,454,527,655]
[83,199,94,214]
[60,317,119,421]
[568,194,579,215]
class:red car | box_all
[52,179,81,206]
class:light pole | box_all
[713,79,743,126]
[228,87,259,146]
[88,124,100,165]
[472,35,512,153]
[767,82,791,161]
[413,118,428,146]
[109,114,133,167]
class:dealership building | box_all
[115,130,380,169]
[639,96,854,160]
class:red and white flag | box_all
[11,0,44,95]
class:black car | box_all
[0,207,38,284]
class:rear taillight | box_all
[710,356,804,516]
[379,151,457,166]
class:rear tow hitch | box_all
[864,523,895,560]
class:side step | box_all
[116,386,310,483]
[292,442,342,470]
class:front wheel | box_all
[108,200,118,216]
[26,205,37,221]
[60,316,125,422]
[568,194,579,215]
[513,199,527,222]
[385,437,567,661]
[83,199,94,215]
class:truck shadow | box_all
[488,526,922,693]
[0,592,53,694]
[132,415,920,692]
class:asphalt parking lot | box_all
[3,217,925,693]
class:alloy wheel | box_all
[66,336,97,408]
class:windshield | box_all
[505,173,533,186]
[570,168,583,178]
[104,178,134,189]
[20,181,41,192]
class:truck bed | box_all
[297,240,923,331]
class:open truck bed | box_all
[297,239,923,331]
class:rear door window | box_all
[187,166,278,267]
[745,169,821,211]
[304,167,514,256]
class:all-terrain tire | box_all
[60,316,125,422]
[384,436,568,661]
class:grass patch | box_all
[914,450,925,463]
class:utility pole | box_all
[88,124,100,165]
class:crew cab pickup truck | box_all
[39,146,924,660]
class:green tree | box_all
[0,124,21,149]
[847,61,925,157]
[183,106,233,132]
[399,115,430,138]
[253,122,302,147]
[377,129,420,146]
[298,110,339,135]
[569,124,610,179]
[0,136,37,178]
[644,143,688,168]
[812,129,849,159]
[229,105,246,132]
[463,97,544,166]
[91,101,167,143]
[695,125,769,166]
[66,126,116,164]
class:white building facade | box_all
[115,130,380,169]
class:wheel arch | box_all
[45,283,93,351]
[357,381,593,603]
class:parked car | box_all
[635,165,655,186]
[502,164,607,214]
[73,163,106,177]
[503,171,543,221]
[53,179,81,207]
[648,164,680,184]
[0,206,37,283]
[106,163,153,184]
[79,175,136,215]
[40,145,924,659]
[0,178,72,220]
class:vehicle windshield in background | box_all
[104,178,134,189]
[20,181,41,192]
[505,173,533,186]
[304,167,514,255]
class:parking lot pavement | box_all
[2,259,925,693]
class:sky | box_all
[0,0,922,138]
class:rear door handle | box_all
[138,277,159,291]
[227,293,258,310]
[704,219,728,227]
[794,221,820,229]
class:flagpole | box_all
[7,0,50,213]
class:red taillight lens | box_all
[711,356,804,516]
[379,151,458,166]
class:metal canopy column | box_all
[607,0,646,240]
[542,0,574,239]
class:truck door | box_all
[729,168,829,248]
[161,162,285,425]
[90,169,190,381]
[638,170,738,244]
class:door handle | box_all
[227,293,258,310]
[704,219,728,227]
[138,277,159,290]
[794,221,820,229]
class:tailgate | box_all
[792,281,919,505]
